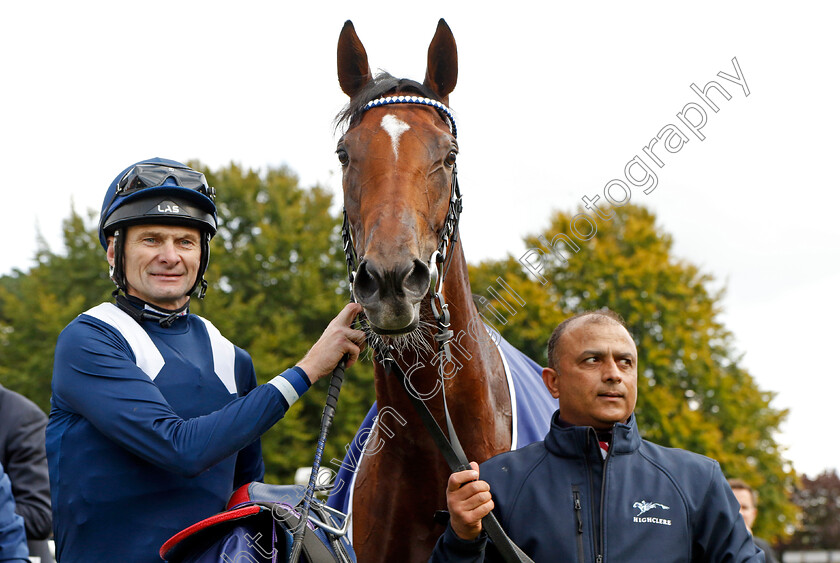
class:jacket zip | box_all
[597,432,614,563]
[584,429,601,563]
[583,427,615,563]
[572,486,585,563]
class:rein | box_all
[339,96,533,563]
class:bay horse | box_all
[328,20,555,562]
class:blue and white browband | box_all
[362,96,457,138]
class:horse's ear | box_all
[423,19,458,104]
[338,20,373,98]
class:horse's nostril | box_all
[354,261,379,301]
[403,259,431,297]
[354,258,430,303]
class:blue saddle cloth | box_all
[326,334,556,519]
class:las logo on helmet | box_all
[158,204,180,213]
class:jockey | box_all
[46,158,365,563]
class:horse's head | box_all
[336,20,459,336]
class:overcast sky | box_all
[2,1,837,478]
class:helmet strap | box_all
[110,229,128,294]
[196,278,208,300]
[191,231,212,299]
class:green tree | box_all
[0,207,113,412]
[467,203,797,541]
[0,162,374,484]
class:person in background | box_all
[0,384,53,562]
[47,158,365,563]
[0,462,28,562]
[728,478,780,563]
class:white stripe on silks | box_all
[269,375,300,407]
[84,303,165,381]
[197,316,237,394]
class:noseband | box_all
[340,95,463,368]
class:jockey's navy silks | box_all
[46,301,310,563]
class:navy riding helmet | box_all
[99,157,218,299]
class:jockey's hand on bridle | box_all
[296,303,366,384]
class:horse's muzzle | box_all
[353,257,430,333]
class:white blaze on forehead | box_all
[381,114,410,160]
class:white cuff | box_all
[269,375,301,407]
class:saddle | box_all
[160,482,355,563]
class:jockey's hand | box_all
[447,461,494,541]
[296,303,366,384]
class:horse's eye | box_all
[445,150,457,167]
[337,148,349,166]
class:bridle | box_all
[337,95,533,563]
[339,94,463,369]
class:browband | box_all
[362,95,457,138]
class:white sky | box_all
[1,1,837,478]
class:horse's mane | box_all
[334,72,444,132]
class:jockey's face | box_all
[542,318,637,429]
[108,224,202,310]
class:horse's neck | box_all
[355,244,513,563]
[372,243,513,460]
